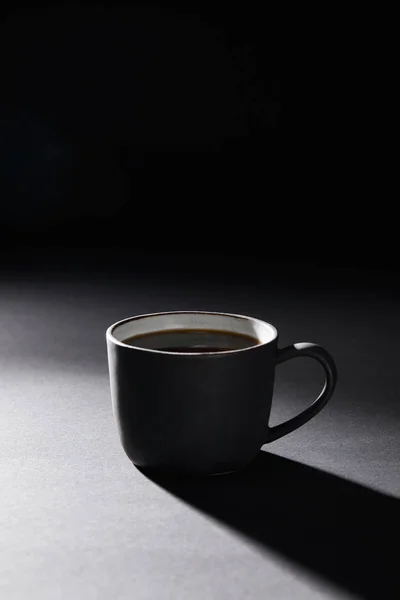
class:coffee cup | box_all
[106,311,337,475]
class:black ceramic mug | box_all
[106,311,337,475]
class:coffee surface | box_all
[122,329,260,353]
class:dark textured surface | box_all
[1,268,399,599]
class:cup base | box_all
[134,457,255,479]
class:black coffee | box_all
[122,329,260,353]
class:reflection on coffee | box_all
[122,329,260,353]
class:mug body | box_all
[106,311,278,475]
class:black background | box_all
[0,4,396,282]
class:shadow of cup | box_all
[140,451,399,600]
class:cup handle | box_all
[266,342,338,443]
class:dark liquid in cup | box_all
[122,329,260,353]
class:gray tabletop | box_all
[1,269,399,600]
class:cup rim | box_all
[106,311,278,356]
